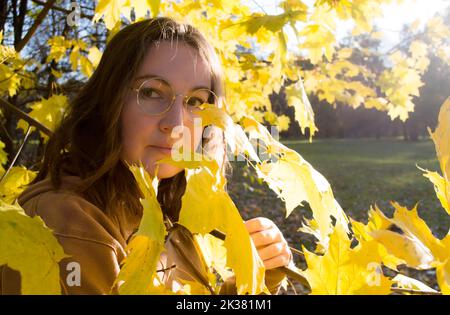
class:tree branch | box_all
[0,98,52,136]
[210,228,311,288]
[32,0,94,20]
[15,0,56,52]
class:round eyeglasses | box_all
[131,77,219,116]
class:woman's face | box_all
[120,41,211,178]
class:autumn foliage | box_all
[0,0,449,294]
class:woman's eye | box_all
[140,88,162,99]
[187,97,206,107]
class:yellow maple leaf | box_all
[0,140,7,174]
[0,166,36,204]
[0,63,21,96]
[87,46,102,68]
[409,40,428,60]
[46,36,72,63]
[276,114,291,132]
[284,77,318,141]
[421,168,450,216]
[0,31,16,63]
[370,229,434,270]
[436,258,450,294]
[352,200,450,294]
[247,13,288,33]
[69,45,80,72]
[114,164,169,294]
[337,47,353,59]
[390,202,447,261]
[194,233,233,283]
[303,222,392,295]
[178,165,267,295]
[242,116,349,247]
[93,0,124,30]
[392,274,438,294]
[0,200,68,294]
[351,204,429,270]
[93,0,160,29]
[194,104,260,163]
[80,55,94,77]
[115,235,170,294]
[17,94,69,140]
[427,97,450,214]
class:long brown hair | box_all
[31,17,227,224]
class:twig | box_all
[286,277,298,295]
[279,264,310,288]
[290,246,304,257]
[0,56,36,84]
[0,125,32,183]
[0,120,14,145]
[0,98,52,136]
[250,0,268,15]
[390,287,442,295]
[210,229,311,289]
[156,264,177,273]
[16,0,57,52]
[168,226,217,295]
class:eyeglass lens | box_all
[137,78,216,115]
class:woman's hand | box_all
[245,217,293,270]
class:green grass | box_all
[228,138,450,241]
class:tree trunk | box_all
[402,123,409,141]
[0,1,8,34]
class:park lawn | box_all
[228,138,450,244]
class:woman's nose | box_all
[158,95,186,133]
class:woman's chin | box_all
[144,162,183,179]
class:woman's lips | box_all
[149,145,172,154]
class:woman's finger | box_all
[262,252,292,270]
[244,217,274,234]
[257,242,287,261]
[250,227,282,247]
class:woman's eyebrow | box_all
[134,74,211,91]
[134,74,160,81]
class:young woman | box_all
[1,17,292,295]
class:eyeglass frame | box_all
[129,75,220,116]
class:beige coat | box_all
[0,172,285,295]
